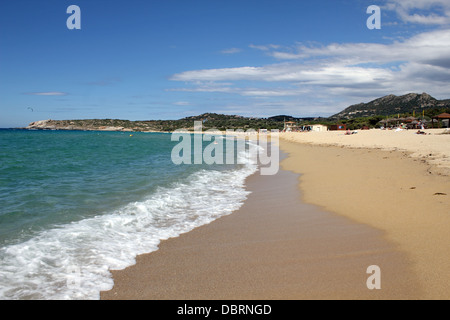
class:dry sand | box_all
[279,129,450,299]
[281,128,450,175]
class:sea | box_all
[0,129,259,299]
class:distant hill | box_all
[268,115,322,122]
[181,113,246,121]
[330,93,450,120]
[26,114,285,132]
[25,93,450,132]
[268,115,299,122]
[26,119,164,132]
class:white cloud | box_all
[24,92,68,96]
[169,29,450,116]
[171,66,265,82]
[270,29,450,65]
[173,101,191,106]
[167,3,450,117]
[172,29,450,83]
[249,44,281,51]
[385,0,450,25]
[220,48,242,54]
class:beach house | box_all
[311,124,328,132]
[284,121,297,132]
[329,124,347,131]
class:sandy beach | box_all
[279,128,450,299]
[101,162,421,299]
[281,128,450,176]
[100,128,450,299]
[100,128,450,300]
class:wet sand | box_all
[101,152,422,300]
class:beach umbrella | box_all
[433,113,450,120]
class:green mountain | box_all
[330,93,450,120]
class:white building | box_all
[311,125,328,132]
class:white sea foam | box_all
[0,150,258,300]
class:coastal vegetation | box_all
[26,114,287,132]
[26,92,450,132]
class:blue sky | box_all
[1,0,450,127]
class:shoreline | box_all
[101,151,423,300]
[100,129,449,300]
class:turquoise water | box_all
[0,129,257,299]
[0,130,189,243]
